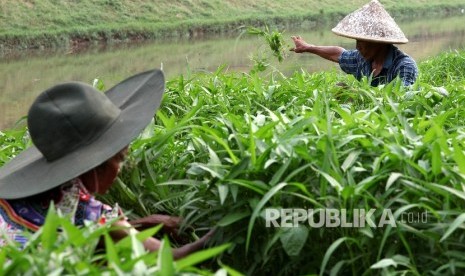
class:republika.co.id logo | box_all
[265,208,428,228]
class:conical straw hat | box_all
[332,0,408,44]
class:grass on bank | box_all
[1,49,465,275]
[1,0,465,49]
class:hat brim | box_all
[0,69,165,199]
[332,29,408,44]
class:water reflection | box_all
[1,14,464,129]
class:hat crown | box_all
[332,0,408,44]
[28,83,121,161]
[0,69,164,200]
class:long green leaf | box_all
[158,237,175,276]
[246,182,287,252]
[440,213,465,242]
[319,237,356,276]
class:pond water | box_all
[1,14,464,130]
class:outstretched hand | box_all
[290,35,312,53]
[172,227,217,260]
[111,215,217,260]
[129,214,215,247]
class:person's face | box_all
[356,40,384,61]
[81,146,129,194]
[96,146,129,193]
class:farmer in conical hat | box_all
[290,0,418,86]
[0,69,213,259]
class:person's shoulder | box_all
[339,49,363,62]
[343,49,361,56]
[392,46,417,64]
[390,46,418,75]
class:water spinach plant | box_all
[246,26,287,63]
[1,49,465,275]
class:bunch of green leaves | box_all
[247,26,286,63]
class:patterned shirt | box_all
[0,178,121,248]
[338,45,418,86]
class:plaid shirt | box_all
[339,45,418,86]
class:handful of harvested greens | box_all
[247,26,286,62]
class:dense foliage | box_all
[1,49,465,275]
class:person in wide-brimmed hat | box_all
[290,0,418,86]
[0,69,213,258]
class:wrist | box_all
[306,44,315,53]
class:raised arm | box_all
[290,36,345,63]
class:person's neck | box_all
[372,44,390,67]
[371,44,390,76]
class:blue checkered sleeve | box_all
[394,59,418,86]
[338,50,361,75]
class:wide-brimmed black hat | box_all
[0,69,165,199]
